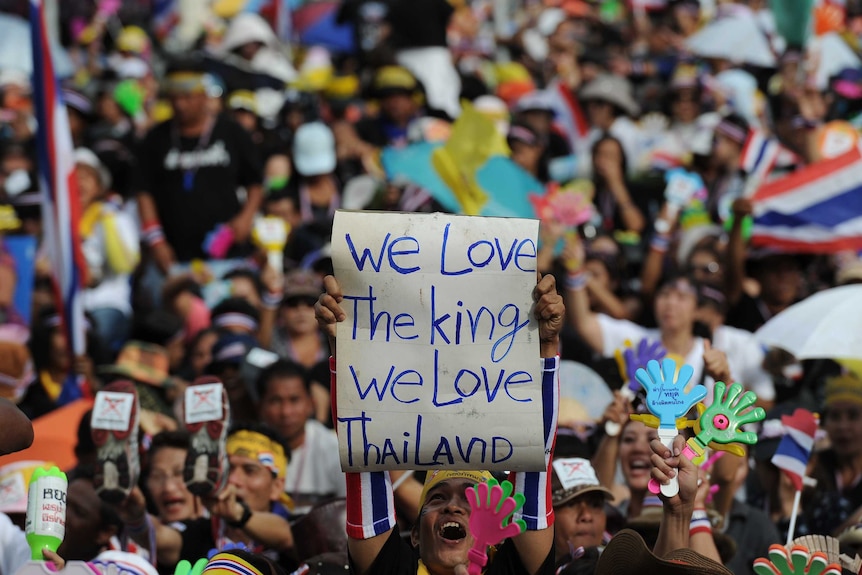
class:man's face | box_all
[170,91,208,126]
[227,453,283,512]
[411,479,475,573]
[554,492,607,556]
[381,92,416,125]
[259,376,313,447]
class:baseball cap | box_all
[293,122,336,177]
[551,458,613,507]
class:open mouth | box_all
[439,521,467,541]
[162,498,186,512]
[628,459,650,472]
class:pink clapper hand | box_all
[465,479,526,575]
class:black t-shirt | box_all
[354,529,556,575]
[133,115,262,262]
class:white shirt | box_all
[284,419,346,513]
[713,325,775,401]
[81,205,139,316]
[0,512,29,575]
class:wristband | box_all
[142,223,165,247]
[689,509,712,536]
[650,234,671,253]
[262,291,282,310]
[226,500,253,528]
[565,272,587,291]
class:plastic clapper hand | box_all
[753,545,842,575]
[608,339,668,436]
[691,381,766,458]
[465,479,526,575]
[636,358,707,497]
[174,558,207,575]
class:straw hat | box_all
[596,529,733,575]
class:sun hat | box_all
[595,529,733,575]
[580,75,640,117]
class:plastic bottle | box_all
[25,466,67,560]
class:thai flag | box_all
[751,147,862,253]
[152,0,179,41]
[548,81,590,154]
[741,130,780,185]
[30,0,88,403]
[771,408,817,492]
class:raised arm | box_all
[560,235,604,354]
[725,198,751,308]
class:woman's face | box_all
[619,420,657,493]
[280,296,319,335]
[824,400,862,458]
[146,446,197,522]
[189,331,218,377]
[654,279,697,334]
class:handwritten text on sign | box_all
[333,211,545,472]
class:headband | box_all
[213,313,259,332]
[226,430,287,479]
[165,72,206,94]
[714,120,747,145]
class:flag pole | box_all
[786,489,802,546]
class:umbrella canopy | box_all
[755,285,862,360]
[810,32,860,90]
[686,14,776,68]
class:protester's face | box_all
[521,110,552,136]
[411,479,475,572]
[381,92,416,125]
[146,446,197,522]
[687,249,722,284]
[232,109,257,133]
[759,259,801,306]
[76,164,102,209]
[586,100,614,130]
[593,138,623,176]
[619,421,657,493]
[554,492,607,555]
[190,331,218,377]
[259,375,313,446]
[711,133,741,168]
[59,478,114,560]
[654,280,697,334]
[509,140,543,175]
[671,89,700,124]
[170,91,208,127]
[227,453,283,512]
[281,295,319,335]
[265,197,301,229]
[823,401,862,458]
[97,94,124,124]
[238,41,264,61]
[584,259,612,291]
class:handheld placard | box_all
[465,479,525,575]
[647,381,765,495]
[635,358,707,497]
[252,216,289,274]
[25,467,67,561]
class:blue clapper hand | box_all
[635,358,707,497]
[606,339,667,436]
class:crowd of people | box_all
[0,0,860,573]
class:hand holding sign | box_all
[636,358,707,497]
[466,478,525,575]
[753,545,841,575]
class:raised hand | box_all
[636,358,707,426]
[465,478,526,575]
[693,381,765,452]
[753,545,841,575]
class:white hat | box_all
[293,122,336,177]
[74,148,112,190]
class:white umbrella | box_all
[755,285,862,360]
[810,32,861,90]
[559,360,613,421]
[686,15,777,68]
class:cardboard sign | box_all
[332,211,545,471]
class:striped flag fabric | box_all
[771,408,818,492]
[741,130,780,189]
[751,147,862,253]
[548,81,590,153]
[30,0,88,403]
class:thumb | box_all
[703,339,711,353]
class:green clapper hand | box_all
[174,558,207,575]
[465,478,525,575]
[689,381,766,460]
[753,545,841,575]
